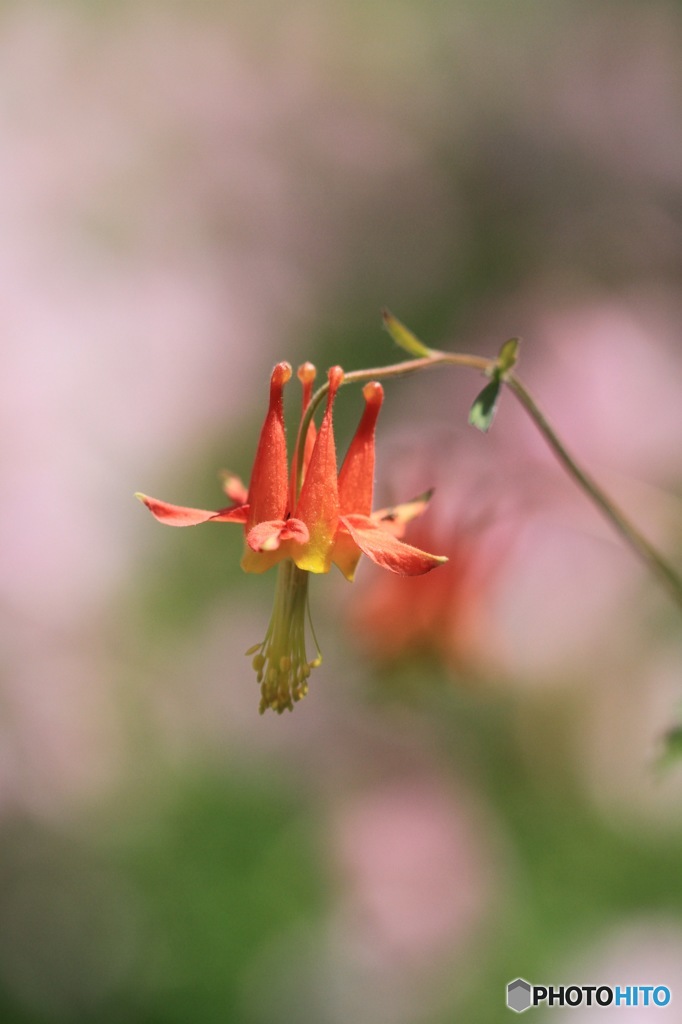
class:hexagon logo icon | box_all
[507,978,532,1013]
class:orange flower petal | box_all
[330,525,363,581]
[136,493,248,526]
[247,518,310,552]
[338,381,383,517]
[370,489,435,538]
[220,471,249,505]
[246,362,292,530]
[293,366,343,573]
[340,514,448,576]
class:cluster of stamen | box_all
[245,560,321,714]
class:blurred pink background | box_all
[2,3,682,1022]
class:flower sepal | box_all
[134,493,248,526]
[339,513,448,576]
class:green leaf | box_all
[468,379,501,432]
[497,337,520,376]
[381,308,432,358]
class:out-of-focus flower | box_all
[331,779,493,972]
[138,364,446,712]
[342,433,518,676]
[348,513,504,674]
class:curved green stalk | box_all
[505,372,682,611]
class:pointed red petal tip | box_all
[297,362,316,385]
[270,361,292,395]
[135,492,235,527]
[297,362,317,410]
[362,381,383,406]
[327,365,344,401]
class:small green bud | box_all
[381,309,433,358]
[496,337,520,376]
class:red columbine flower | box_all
[136,362,446,713]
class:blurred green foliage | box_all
[0,772,326,1024]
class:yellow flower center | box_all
[246,560,321,714]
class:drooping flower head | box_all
[136,361,447,713]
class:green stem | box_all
[505,372,682,612]
[294,348,682,614]
[293,353,494,496]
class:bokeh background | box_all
[3,1,682,1021]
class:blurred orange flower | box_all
[350,522,500,673]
